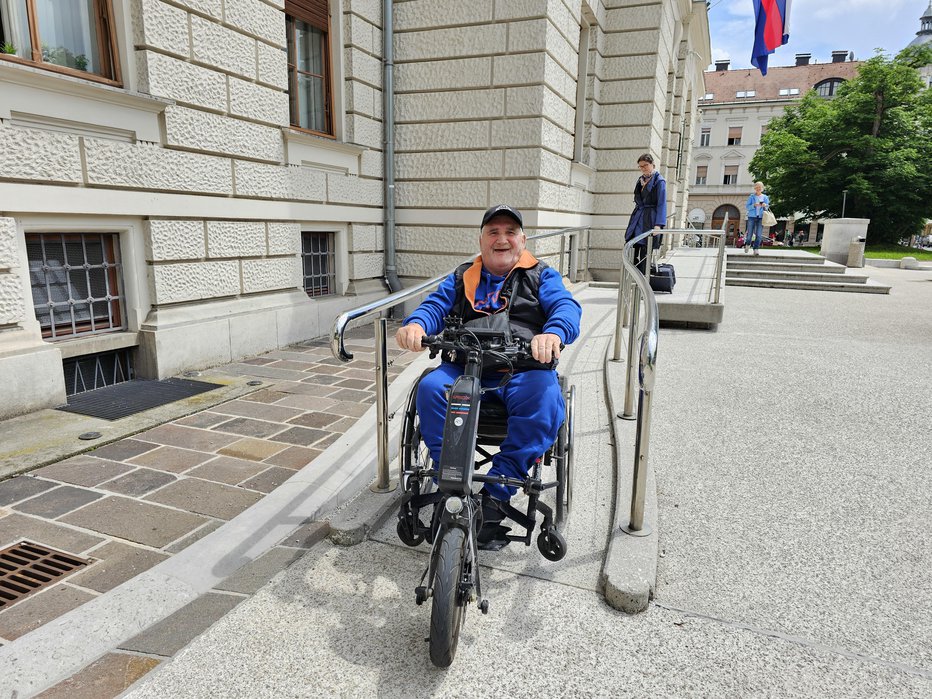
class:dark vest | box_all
[451,260,552,372]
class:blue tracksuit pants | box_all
[416,363,565,502]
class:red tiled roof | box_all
[701,62,862,104]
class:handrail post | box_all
[569,230,579,283]
[620,284,640,419]
[370,316,396,492]
[612,251,627,360]
[714,217,727,304]
[621,386,653,535]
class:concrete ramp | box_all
[592,246,725,328]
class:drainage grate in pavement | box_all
[57,378,223,421]
[0,541,91,609]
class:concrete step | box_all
[726,252,826,265]
[727,261,847,274]
[727,269,869,283]
[725,277,891,294]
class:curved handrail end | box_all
[330,311,354,362]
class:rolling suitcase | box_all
[649,263,676,293]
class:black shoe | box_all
[477,493,510,550]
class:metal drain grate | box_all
[0,541,91,609]
[57,377,222,420]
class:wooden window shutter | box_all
[286,0,329,30]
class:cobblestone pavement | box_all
[0,325,417,695]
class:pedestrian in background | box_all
[744,181,770,256]
[624,153,666,274]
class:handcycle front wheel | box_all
[429,526,468,668]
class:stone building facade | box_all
[686,54,860,242]
[0,0,710,419]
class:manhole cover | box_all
[0,542,91,609]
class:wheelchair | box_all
[394,318,576,666]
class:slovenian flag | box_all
[751,0,792,75]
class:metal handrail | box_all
[616,215,728,534]
[614,228,661,536]
[329,227,587,491]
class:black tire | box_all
[396,517,424,547]
[537,528,567,562]
[429,526,468,668]
[400,373,433,491]
[555,385,575,525]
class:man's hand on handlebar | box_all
[530,333,562,364]
[395,322,427,352]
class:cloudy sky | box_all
[706,0,929,70]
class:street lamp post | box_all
[841,189,848,218]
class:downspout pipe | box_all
[383,0,402,296]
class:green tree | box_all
[750,47,932,245]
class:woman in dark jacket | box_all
[624,153,667,274]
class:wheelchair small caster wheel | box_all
[537,529,567,562]
[479,599,490,615]
[415,586,429,605]
[397,517,424,547]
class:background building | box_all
[0,0,711,419]
[686,53,860,243]
[909,2,932,88]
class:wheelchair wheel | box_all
[537,528,567,562]
[400,371,433,490]
[429,526,467,668]
[555,384,575,525]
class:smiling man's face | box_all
[479,214,526,276]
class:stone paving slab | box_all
[120,592,244,657]
[33,457,134,486]
[35,652,162,699]
[143,479,262,520]
[60,497,209,548]
[0,513,103,554]
[11,485,103,519]
[69,541,169,593]
[0,477,56,506]
[0,584,95,641]
[213,547,308,595]
[100,468,177,497]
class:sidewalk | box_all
[3,264,931,696]
[113,266,930,696]
[0,324,421,695]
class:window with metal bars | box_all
[26,232,126,340]
[62,348,133,396]
[302,231,336,298]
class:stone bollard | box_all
[900,256,919,270]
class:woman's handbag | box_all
[762,209,777,228]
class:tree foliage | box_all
[749,47,932,244]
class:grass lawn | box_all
[798,245,932,261]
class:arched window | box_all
[815,79,844,98]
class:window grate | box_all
[302,231,336,298]
[26,232,126,340]
[62,348,134,397]
[0,542,91,610]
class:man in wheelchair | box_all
[395,204,581,548]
